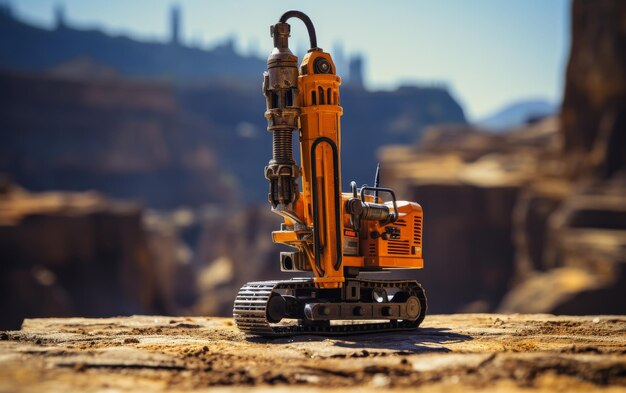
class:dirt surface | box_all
[0,314,624,392]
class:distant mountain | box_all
[477,99,557,131]
[0,7,264,82]
[0,70,466,207]
[0,6,468,207]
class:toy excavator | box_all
[233,11,427,336]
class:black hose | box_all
[279,10,318,49]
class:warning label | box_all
[344,229,357,238]
[343,228,358,255]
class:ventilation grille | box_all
[394,219,407,227]
[387,239,410,255]
[413,216,422,245]
[368,242,376,256]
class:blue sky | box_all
[8,0,570,120]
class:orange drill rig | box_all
[233,11,427,336]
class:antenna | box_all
[374,163,380,202]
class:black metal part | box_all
[345,197,363,232]
[266,294,287,323]
[264,21,300,211]
[304,297,420,321]
[346,197,392,226]
[313,57,332,74]
[374,163,381,202]
[233,278,428,337]
[361,202,391,222]
[344,267,360,279]
[383,226,401,240]
[278,10,318,49]
[359,186,399,223]
[310,137,342,273]
[343,280,361,300]
[405,297,421,319]
[280,251,310,271]
[372,287,388,303]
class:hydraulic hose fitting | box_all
[263,21,301,210]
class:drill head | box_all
[263,22,301,210]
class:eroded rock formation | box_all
[380,0,626,314]
[0,183,161,329]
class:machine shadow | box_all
[248,327,472,353]
[331,327,471,353]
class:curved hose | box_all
[279,10,318,49]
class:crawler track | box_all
[233,278,427,336]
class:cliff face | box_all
[0,72,237,208]
[379,118,561,313]
[561,0,626,178]
[341,86,466,185]
[0,70,465,208]
[500,0,626,314]
[0,185,161,329]
[379,0,626,315]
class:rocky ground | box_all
[0,314,624,392]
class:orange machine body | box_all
[271,49,424,289]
